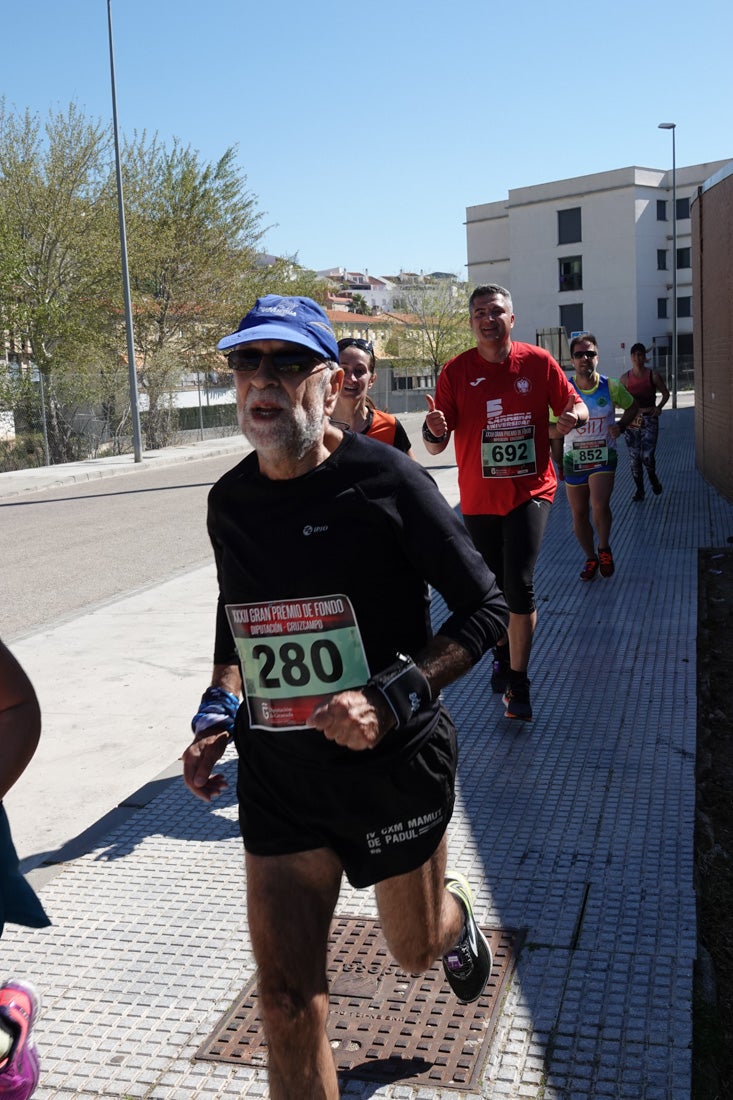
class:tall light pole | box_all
[107,0,143,460]
[658,122,677,408]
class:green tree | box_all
[0,100,119,460]
[347,293,369,315]
[393,278,471,371]
[118,135,271,446]
[259,256,326,304]
[121,137,265,350]
[0,101,326,463]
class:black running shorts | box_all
[464,497,551,614]
[235,707,457,889]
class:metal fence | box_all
[0,378,240,473]
[1,355,696,474]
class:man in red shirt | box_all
[423,284,587,721]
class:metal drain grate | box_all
[197,916,524,1091]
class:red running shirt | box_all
[435,342,580,516]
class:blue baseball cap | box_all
[217,295,339,361]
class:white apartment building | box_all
[465,160,729,376]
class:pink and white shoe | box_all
[0,981,41,1099]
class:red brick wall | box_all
[693,169,733,503]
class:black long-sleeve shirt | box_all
[207,430,508,766]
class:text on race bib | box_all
[571,440,609,471]
[226,596,370,731]
[482,424,537,478]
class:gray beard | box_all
[239,385,328,465]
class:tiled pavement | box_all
[4,404,733,1098]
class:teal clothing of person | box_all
[0,804,50,936]
[562,374,634,485]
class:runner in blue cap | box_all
[183,295,510,1097]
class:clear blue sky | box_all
[3,0,730,278]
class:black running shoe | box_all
[442,872,492,1003]
[598,547,615,578]
[502,677,532,721]
[490,647,510,693]
[650,474,663,495]
[580,555,599,581]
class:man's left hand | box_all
[307,689,394,750]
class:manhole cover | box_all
[197,915,524,1091]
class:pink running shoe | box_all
[0,981,41,1100]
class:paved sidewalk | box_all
[0,433,247,497]
[3,402,731,1098]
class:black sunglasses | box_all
[337,338,374,354]
[572,350,598,359]
[227,348,326,375]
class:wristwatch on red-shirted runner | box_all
[422,423,448,444]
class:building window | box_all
[559,256,582,292]
[560,303,584,335]
[677,296,691,318]
[657,249,668,270]
[657,200,667,221]
[676,196,690,220]
[678,333,693,358]
[658,298,668,319]
[676,247,691,269]
[558,207,581,245]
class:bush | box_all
[0,434,47,471]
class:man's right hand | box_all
[182,730,229,802]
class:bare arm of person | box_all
[182,662,242,802]
[0,640,41,801]
[610,399,640,439]
[307,634,473,752]
[652,372,671,414]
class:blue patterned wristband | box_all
[191,686,240,737]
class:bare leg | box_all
[508,610,536,675]
[588,472,615,549]
[246,848,343,1100]
[566,483,595,558]
[375,834,464,972]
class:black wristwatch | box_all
[366,653,432,729]
[422,423,448,444]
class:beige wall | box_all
[692,164,733,503]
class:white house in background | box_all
[317,268,397,313]
[465,160,728,375]
[317,269,462,315]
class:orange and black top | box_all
[362,408,412,453]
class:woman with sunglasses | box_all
[334,338,414,456]
[553,334,639,581]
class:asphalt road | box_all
[3,415,452,867]
[1,452,243,642]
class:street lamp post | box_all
[107,0,143,461]
[658,122,677,409]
